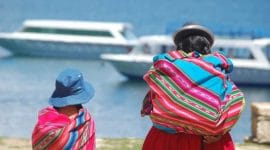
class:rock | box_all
[250,102,270,144]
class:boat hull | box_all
[0,38,132,59]
[230,67,270,86]
[107,60,151,80]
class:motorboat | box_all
[101,35,175,78]
[214,38,270,85]
[101,35,270,85]
[0,20,138,59]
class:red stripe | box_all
[146,75,222,128]
[184,57,226,81]
[213,52,229,70]
[154,60,221,109]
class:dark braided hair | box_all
[177,35,211,55]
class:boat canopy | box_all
[21,20,133,32]
[18,20,137,40]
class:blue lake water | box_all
[0,56,269,144]
[0,0,270,144]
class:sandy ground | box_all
[0,137,270,150]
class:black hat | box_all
[173,24,214,47]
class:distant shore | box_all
[1,137,270,150]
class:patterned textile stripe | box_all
[167,50,187,59]
[146,77,226,134]
[46,121,76,150]
[161,71,219,113]
[33,120,76,150]
[73,113,91,149]
[151,91,208,124]
[212,52,230,70]
[150,89,223,129]
[63,130,78,149]
[151,97,224,134]
[221,88,245,131]
[73,110,91,149]
[78,123,90,148]
[151,94,244,135]
[168,51,227,82]
[32,107,95,150]
[33,128,64,150]
[144,51,245,135]
[149,81,230,131]
[147,71,244,134]
[167,51,229,92]
[32,125,58,144]
[147,69,220,121]
[153,60,222,109]
[222,88,245,111]
[223,88,245,126]
[147,73,211,119]
[183,57,226,82]
[146,72,217,120]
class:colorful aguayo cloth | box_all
[32,107,95,150]
[143,50,245,135]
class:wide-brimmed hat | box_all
[173,24,214,47]
[49,68,95,107]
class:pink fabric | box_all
[32,107,95,150]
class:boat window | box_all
[262,45,270,61]
[149,44,175,54]
[132,43,175,55]
[21,27,114,37]
[213,46,254,59]
[157,45,175,54]
[120,28,137,40]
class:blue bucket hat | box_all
[49,68,95,107]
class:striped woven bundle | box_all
[32,107,95,150]
[144,50,245,135]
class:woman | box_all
[32,68,96,150]
[141,24,245,150]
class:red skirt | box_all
[142,126,235,150]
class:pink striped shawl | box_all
[143,50,245,135]
[32,107,95,150]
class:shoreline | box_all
[1,137,270,150]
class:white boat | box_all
[0,20,137,59]
[101,35,270,85]
[101,35,175,78]
[214,38,270,85]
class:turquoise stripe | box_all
[203,56,224,72]
[153,52,233,101]
[76,111,85,128]
[64,112,84,149]
[153,123,177,134]
[173,59,227,100]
